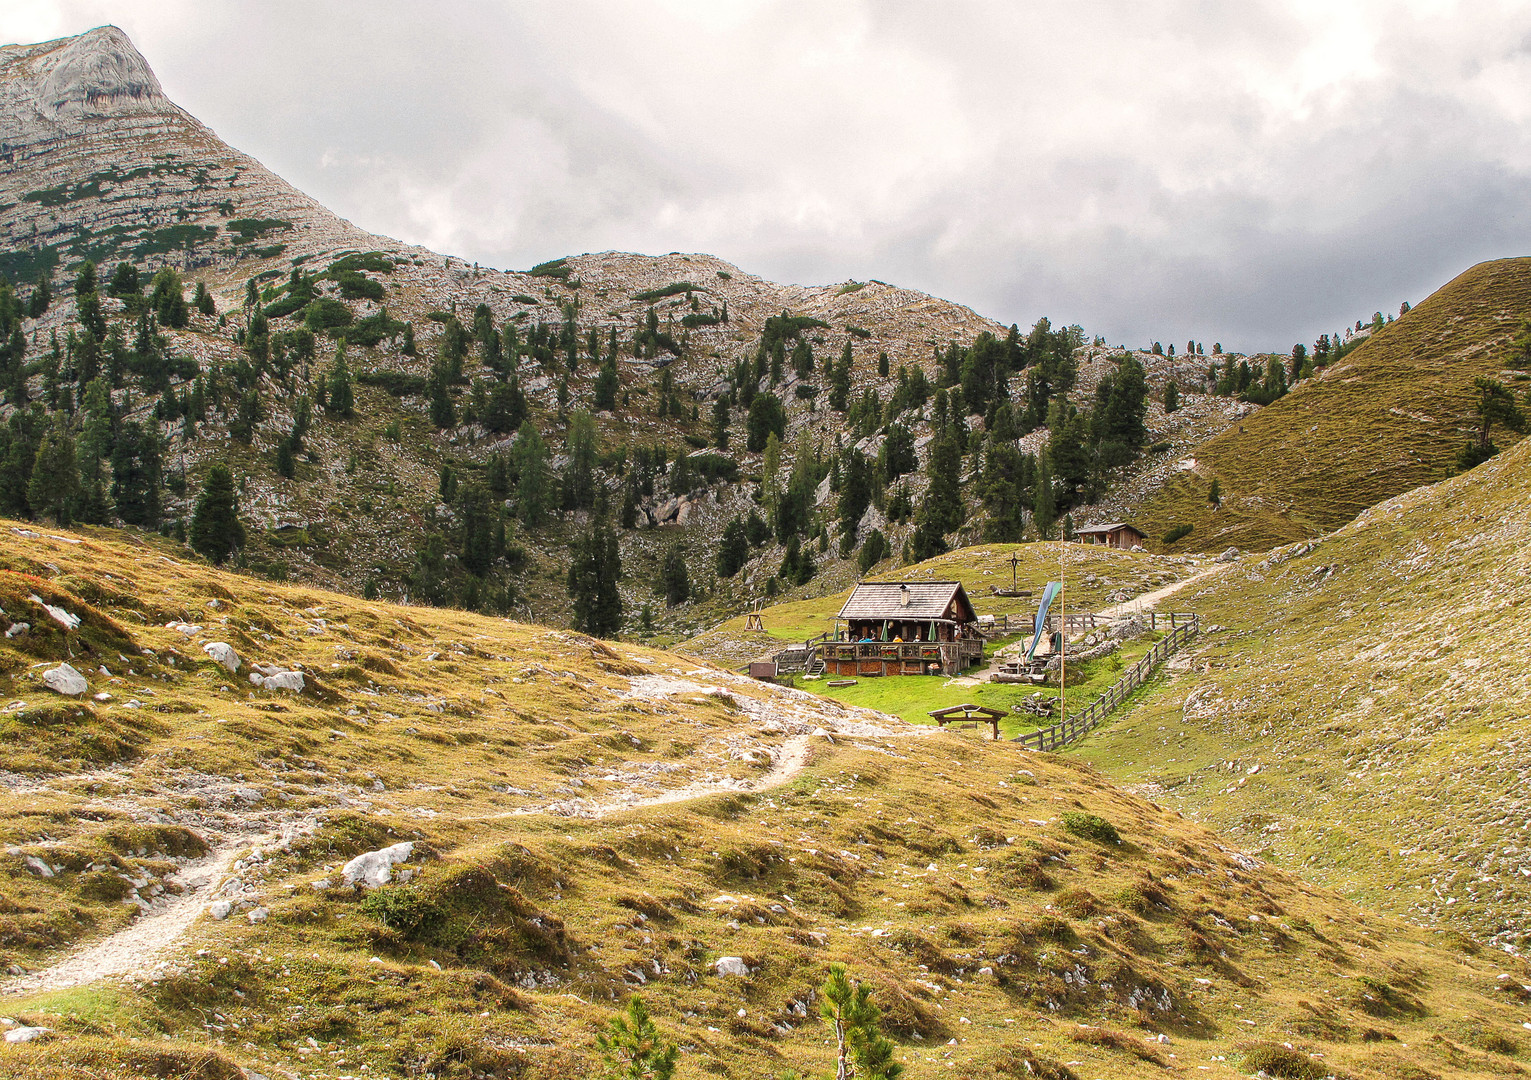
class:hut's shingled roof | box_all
[836,581,976,622]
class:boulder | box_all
[202,641,241,673]
[206,899,233,920]
[4,1026,51,1043]
[1214,547,1241,563]
[341,841,414,888]
[247,906,269,924]
[42,663,88,696]
[250,669,304,692]
[715,956,749,977]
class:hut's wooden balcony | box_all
[822,639,983,676]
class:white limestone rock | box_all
[341,842,414,888]
[715,956,749,977]
[4,1025,51,1043]
[202,641,241,673]
[42,663,88,696]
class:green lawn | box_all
[792,631,1164,737]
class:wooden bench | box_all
[927,703,1006,741]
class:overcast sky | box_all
[7,1,1531,351]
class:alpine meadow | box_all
[1,18,1529,1080]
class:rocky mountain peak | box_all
[2,25,170,130]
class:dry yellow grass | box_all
[0,520,1526,1079]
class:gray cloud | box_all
[8,0,1531,351]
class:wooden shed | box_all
[1075,522,1147,549]
[822,581,984,677]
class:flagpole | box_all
[1058,524,1066,726]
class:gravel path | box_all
[2,834,266,996]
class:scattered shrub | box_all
[1061,811,1120,845]
[528,257,571,279]
[1163,523,1194,544]
[1239,1042,1330,1079]
[357,371,428,397]
[633,281,697,303]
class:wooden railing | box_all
[983,610,1197,637]
[1012,614,1199,752]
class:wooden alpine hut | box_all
[822,580,985,677]
[1074,522,1147,549]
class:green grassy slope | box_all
[1,523,1527,1079]
[1079,434,1531,954]
[1139,257,1531,553]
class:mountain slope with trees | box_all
[1133,258,1531,553]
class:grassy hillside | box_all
[1078,434,1531,955]
[1138,257,1531,553]
[1,523,1527,1079]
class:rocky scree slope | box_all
[0,522,1527,1079]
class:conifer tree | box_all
[661,543,690,605]
[1163,380,1180,412]
[567,518,622,636]
[325,343,355,418]
[28,270,51,318]
[27,418,79,525]
[429,361,456,428]
[511,421,552,527]
[188,464,246,565]
[716,518,749,578]
[595,996,676,1080]
[110,420,161,527]
[1032,452,1056,538]
[820,963,903,1080]
[193,281,216,316]
[75,260,97,298]
[593,354,620,411]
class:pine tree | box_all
[1032,452,1056,538]
[326,344,354,418]
[661,543,690,605]
[857,527,888,573]
[429,361,455,428]
[1163,380,1180,412]
[28,270,51,318]
[110,420,161,527]
[27,418,79,525]
[593,354,620,411]
[836,449,873,555]
[1208,477,1222,508]
[711,395,730,449]
[108,262,140,298]
[188,464,246,565]
[512,421,552,527]
[75,261,98,298]
[567,519,623,637]
[595,996,676,1080]
[716,518,749,578]
[820,963,903,1080]
[877,350,889,378]
[193,280,215,316]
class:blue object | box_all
[1025,581,1062,661]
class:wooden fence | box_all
[984,610,1196,637]
[1012,614,1199,752]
